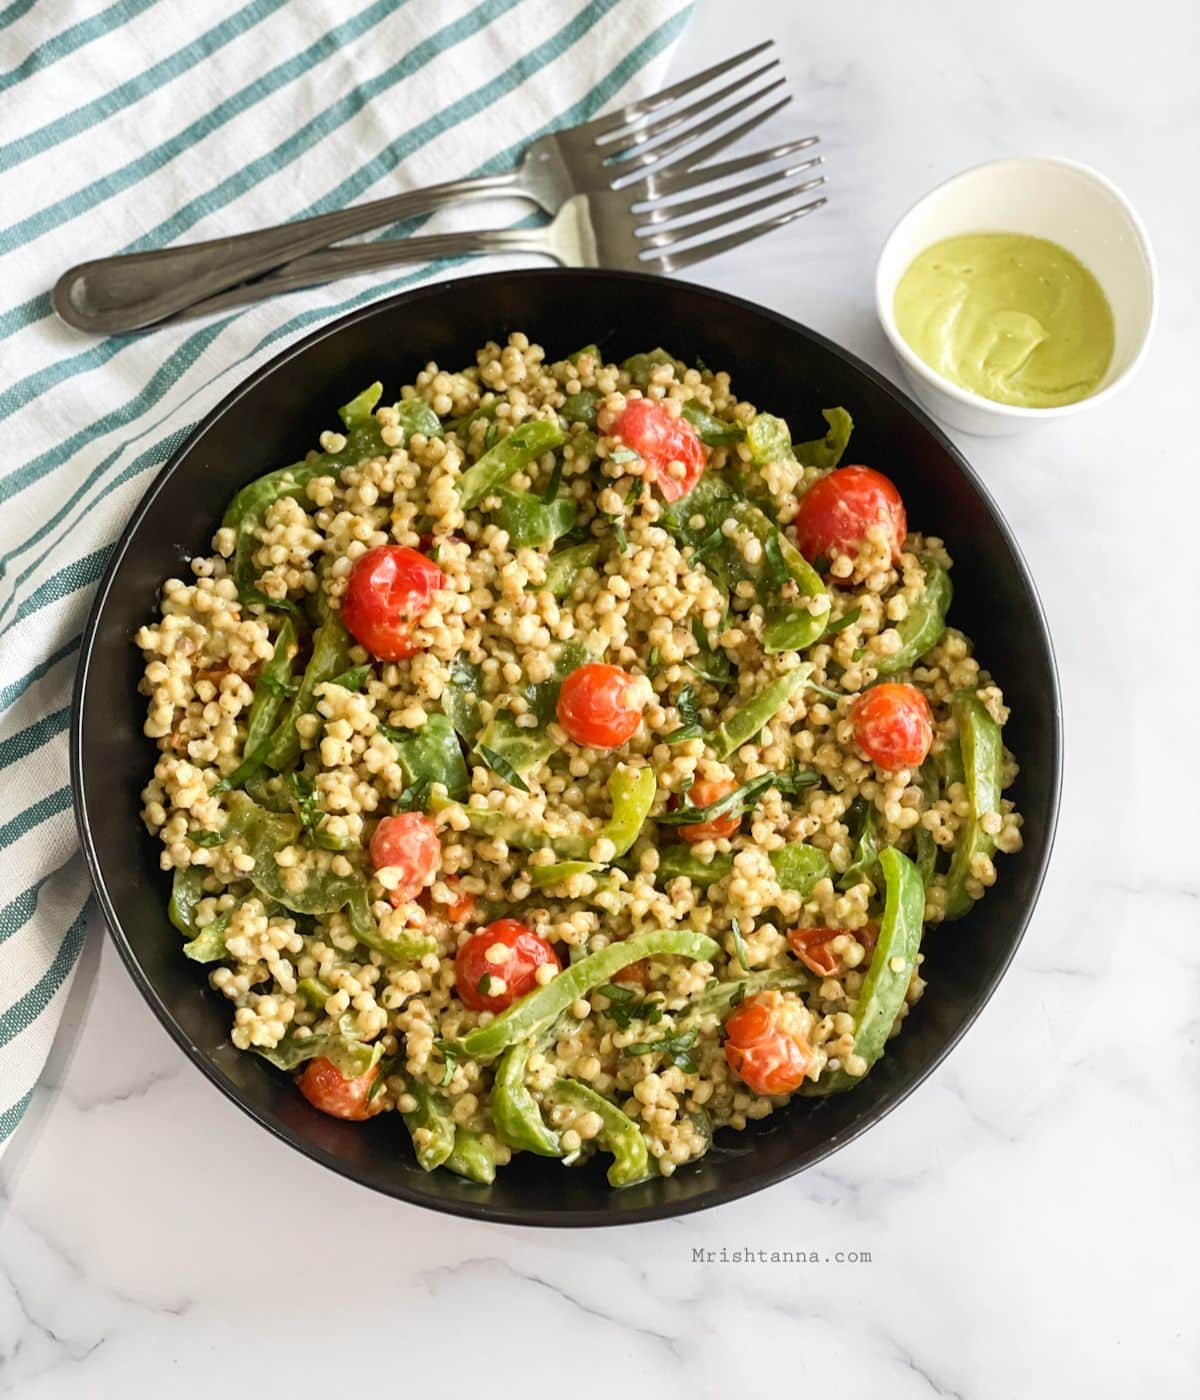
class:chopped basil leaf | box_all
[824,606,862,636]
[623,1028,700,1073]
[729,916,750,972]
[475,742,532,793]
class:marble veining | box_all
[3,0,1198,1394]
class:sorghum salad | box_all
[137,336,1022,1186]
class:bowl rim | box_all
[874,153,1159,422]
[70,266,1063,1226]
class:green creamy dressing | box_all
[893,233,1114,408]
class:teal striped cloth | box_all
[0,0,693,1150]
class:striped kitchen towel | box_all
[0,0,694,1150]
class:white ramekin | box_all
[875,156,1157,436]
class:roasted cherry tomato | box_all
[556,662,646,748]
[455,918,561,1012]
[370,812,441,905]
[850,682,933,771]
[678,777,741,845]
[612,397,705,502]
[341,545,446,661]
[613,958,649,987]
[298,1057,382,1120]
[788,925,877,976]
[792,466,906,573]
[723,990,811,1096]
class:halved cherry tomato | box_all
[850,682,933,771]
[341,545,446,661]
[612,397,705,502]
[556,662,645,748]
[455,918,560,1012]
[792,466,906,573]
[788,925,878,976]
[613,958,649,987]
[370,812,441,905]
[678,777,741,845]
[298,1057,382,1120]
[723,990,811,1096]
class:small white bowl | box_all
[875,156,1156,435]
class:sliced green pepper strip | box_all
[431,765,655,863]
[621,347,685,387]
[770,842,832,895]
[399,1073,457,1172]
[345,886,436,961]
[943,693,1003,919]
[677,967,811,1026]
[792,407,854,468]
[566,343,601,366]
[541,541,601,599]
[800,846,925,1094]
[491,1040,562,1157]
[182,907,235,963]
[560,390,598,427]
[444,1128,497,1184]
[445,928,719,1062]
[839,800,880,892]
[711,668,811,759]
[745,412,796,466]
[657,847,732,887]
[543,1078,650,1187]
[168,866,206,937]
[455,420,566,510]
[214,616,300,792]
[872,558,952,677]
[393,397,444,442]
[298,976,333,1010]
[261,605,352,772]
[489,487,577,548]
[655,842,828,893]
[763,535,831,653]
[529,860,600,888]
[257,1032,381,1078]
[681,401,745,446]
[338,382,383,429]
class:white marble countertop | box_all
[4,1,1197,1394]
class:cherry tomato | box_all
[341,545,446,661]
[614,959,649,987]
[612,397,705,502]
[723,990,811,1096]
[792,466,906,573]
[850,683,933,771]
[455,918,561,1012]
[678,777,741,845]
[788,925,878,976]
[443,877,476,924]
[370,812,441,905]
[556,662,645,748]
[298,1057,382,1120]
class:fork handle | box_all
[52,169,524,335]
[167,226,554,323]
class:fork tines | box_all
[631,141,828,273]
[587,41,797,184]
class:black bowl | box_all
[71,268,1061,1226]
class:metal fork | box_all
[54,40,795,334]
[172,142,827,320]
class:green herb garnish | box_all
[730,916,751,972]
[475,742,531,793]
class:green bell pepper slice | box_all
[444,1128,497,1184]
[543,1078,650,1187]
[792,407,853,468]
[399,1073,457,1172]
[261,604,353,773]
[711,668,812,759]
[443,927,719,1062]
[455,419,566,510]
[541,541,601,599]
[800,845,925,1094]
[943,693,1003,919]
[678,966,812,1026]
[681,401,745,446]
[491,1040,562,1157]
